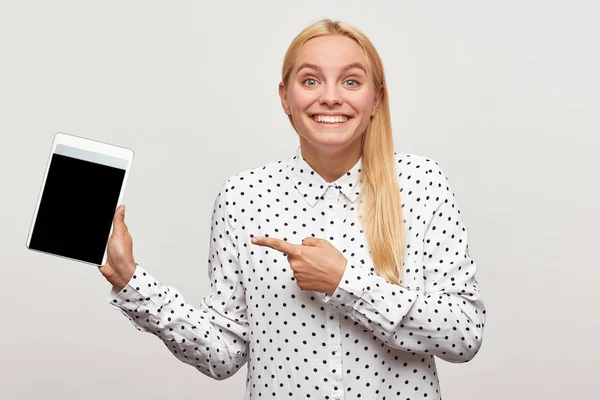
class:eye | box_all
[303,78,318,87]
[344,79,360,87]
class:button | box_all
[333,394,341,400]
[332,346,339,352]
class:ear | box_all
[371,84,383,117]
[279,82,291,115]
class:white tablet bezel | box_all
[26,132,135,266]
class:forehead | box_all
[294,35,368,73]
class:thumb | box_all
[301,237,320,246]
[113,205,126,229]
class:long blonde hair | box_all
[281,19,406,287]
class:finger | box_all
[301,237,320,246]
[113,205,126,232]
[252,236,297,255]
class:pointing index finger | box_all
[252,236,296,255]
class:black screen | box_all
[28,153,126,265]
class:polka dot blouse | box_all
[108,146,486,400]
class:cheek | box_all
[349,92,375,114]
[289,87,316,112]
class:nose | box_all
[318,82,343,107]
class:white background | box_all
[1,0,598,398]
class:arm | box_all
[107,181,249,379]
[323,162,486,363]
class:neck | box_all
[299,137,362,182]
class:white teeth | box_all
[312,115,348,123]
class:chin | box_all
[303,130,360,149]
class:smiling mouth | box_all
[311,115,350,124]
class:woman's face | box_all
[279,35,382,152]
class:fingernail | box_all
[251,238,257,244]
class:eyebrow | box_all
[295,62,367,75]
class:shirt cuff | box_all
[322,265,367,309]
[107,264,157,312]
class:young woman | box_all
[99,19,486,400]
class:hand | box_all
[251,236,347,294]
[98,205,136,293]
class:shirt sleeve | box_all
[106,180,249,380]
[322,161,486,363]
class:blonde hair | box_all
[281,19,406,287]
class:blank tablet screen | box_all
[28,144,127,265]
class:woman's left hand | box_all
[251,236,347,294]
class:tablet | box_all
[26,132,134,266]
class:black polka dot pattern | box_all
[108,146,486,399]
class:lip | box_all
[310,113,353,118]
[310,115,352,128]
